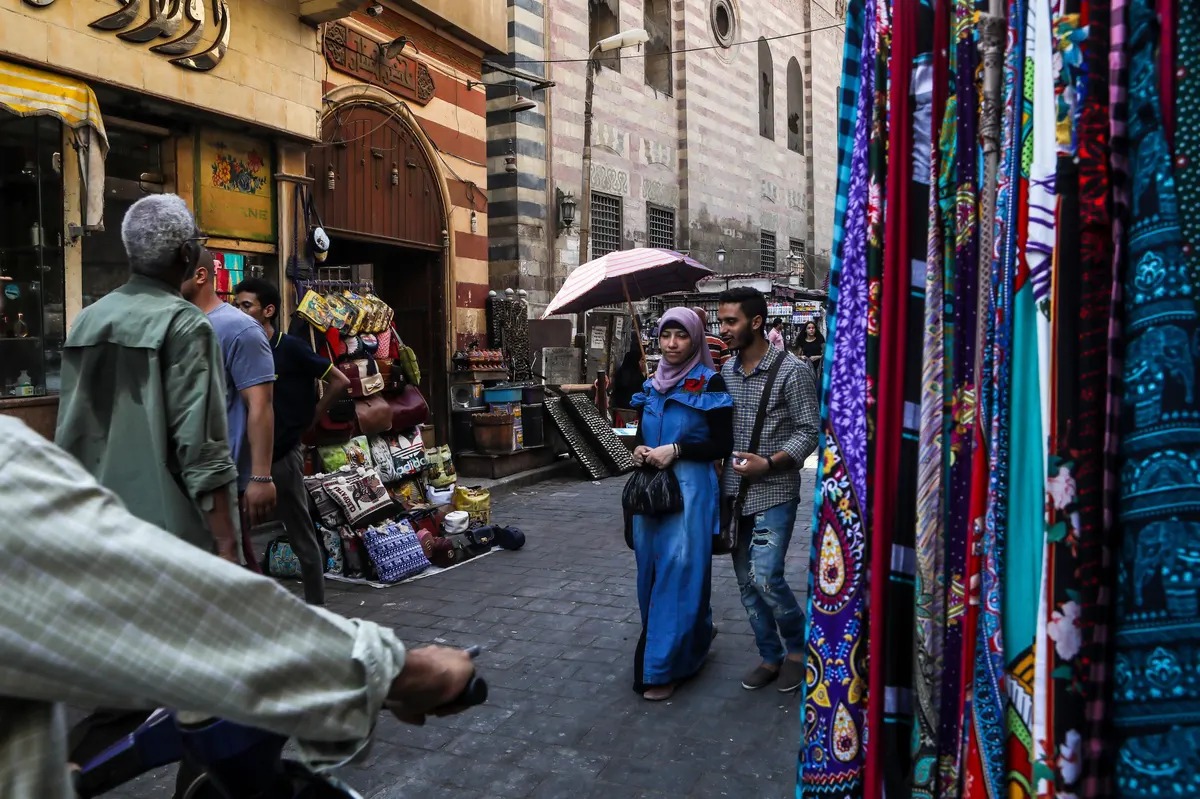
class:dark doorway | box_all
[321,235,449,443]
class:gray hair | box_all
[121,194,197,277]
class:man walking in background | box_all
[717,287,819,693]
[767,317,787,351]
[235,277,351,605]
[183,250,277,569]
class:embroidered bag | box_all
[262,536,302,579]
[362,519,431,583]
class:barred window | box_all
[646,205,676,250]
[591,192,623,258]
[760,230,777,272]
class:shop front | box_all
[0,0,326,436]
[311,7,498,443]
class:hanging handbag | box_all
[715,354,785,556]
[262,535,302,579]
[387,384,430,430]
[355,395,392,436]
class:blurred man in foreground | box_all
[0,415,473,799]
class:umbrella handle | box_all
[623,276,648,364]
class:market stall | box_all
[263,280,526,590]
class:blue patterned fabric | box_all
[363,521,431,583]
[1112,0,1200,795]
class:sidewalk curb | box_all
[460,456,586,497]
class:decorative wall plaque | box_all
[591,164,629,196]
[323,23,435,105]
[22,0,230,71]
[195,130,275,242]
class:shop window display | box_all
[0,115,65,397]
[81,127,165,307]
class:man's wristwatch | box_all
[766,454,777,471]
[248,475,274,484]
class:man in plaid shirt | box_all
[718,287,819,693]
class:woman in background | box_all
[608,349,646,426]
[795,321,825,377]
[628,308,732,701]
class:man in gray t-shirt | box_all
[183,248,276,567]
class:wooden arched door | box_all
[311,105,449,440]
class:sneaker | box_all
[741,663,780,690]
[777,658,805,693]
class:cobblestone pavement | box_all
[110,472,814,799]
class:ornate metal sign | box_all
[323,23,435,105]
[22,0,230,72]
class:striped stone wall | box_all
[484,0,553,312]
[487,0,845,311]
[323,8,493,349]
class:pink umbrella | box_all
[541,248,714,318]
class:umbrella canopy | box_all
[541,248,713,318]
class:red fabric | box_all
[961,421,990,798]
[864,0,915,793]
[1160,0,1175,148]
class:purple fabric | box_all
[651,307,715,393]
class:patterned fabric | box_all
[362,521,431,583]
[1176,0,1200,252]
[719,345,820,516]
[0,417,408,799]
[800,0,875,790]
[1090,0,1128,794]
[913,3,948,787]
[1112,0,1200,795]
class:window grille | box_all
[646,205,676,250]
[760,230,777,272]
[591,192,622,258]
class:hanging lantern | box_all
[326,165,336,190]
[504,153,517,173]
[391,163,399,186]
[470,210,478,233]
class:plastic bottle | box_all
[16,370,32,397]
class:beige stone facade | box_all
[1,0,324,139]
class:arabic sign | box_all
[323,23,435,105]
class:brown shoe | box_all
[741,663,780,690]
[777,657,805,693]
[643,683,676,701]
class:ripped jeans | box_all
[731,498,806,664]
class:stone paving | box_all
[110,472,815,799]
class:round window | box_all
[711,0,736,48]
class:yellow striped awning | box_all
[0,59,110,228]
[0,59,108,152]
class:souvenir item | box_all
[362,520,431,583]
[296,289,334,331]
[320,466,395,526]
[452,486,492,526]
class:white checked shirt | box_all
[720,344,821,515]
[0,416,407,799]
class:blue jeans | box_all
[731,498,806,664]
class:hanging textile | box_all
[1112,0,1200,794]
[800,0,874,790]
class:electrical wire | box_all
[499,21,846,66]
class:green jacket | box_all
[55,275,237,549]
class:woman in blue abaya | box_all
[629,307,733,701]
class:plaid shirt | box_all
[0,416,407,799]
[721,344,820,515]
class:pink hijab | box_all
[651,307,715,393]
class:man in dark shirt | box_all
[234,278,350,605]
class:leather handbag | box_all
[716,354,784,556]
[387,384,430,430]
[347,372,384,398]
[354,395,392,435]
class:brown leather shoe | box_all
[643,683,676,701]
[741,663,780,690]
[777,657,805,693]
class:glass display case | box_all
[0,115,65,397]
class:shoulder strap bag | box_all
[714,353,785,556]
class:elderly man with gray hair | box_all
[56,193,240,560]
[55,193,245,789]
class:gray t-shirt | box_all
[207,302,275,491]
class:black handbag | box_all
[716,354,785,556]
[622,467,685,516]
[620,466,685,550]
